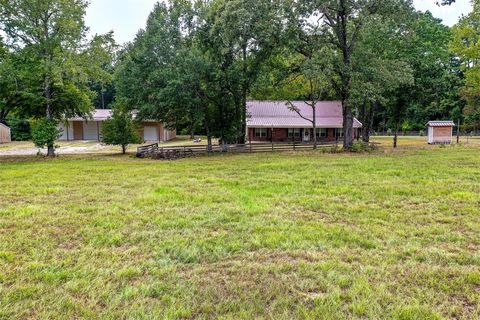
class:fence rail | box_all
[137,141,337,160]
[372,130,480,137]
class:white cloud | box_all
[85,0,158,44]
[413,0,472,26]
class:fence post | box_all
[457,119,460,144]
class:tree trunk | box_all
[238,44,248,145]
[312,105,317,150]
[204,117,213,153]
[343,101,354,150]
[338,0,354,151]
[393,130,398,148]
[122,144,127,154]
[43,34,55,157]
[207,135,213,153]
[45,80,55,157]
[101,85,105,109]
[362,101,377,143]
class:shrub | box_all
[349,141,376,153]
[30,119,61,150]
[102,107,142,154]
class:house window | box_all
[336,128,344,138]
[288,128,301,138]
[254,128,268,138]
[316,128,327,138]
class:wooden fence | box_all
[137,142,336,159]
[0,123,11,144]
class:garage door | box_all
[144,126,159,141]
[83,122,99,140]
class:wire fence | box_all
[372,130,480,137]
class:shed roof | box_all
[247,101,362,129]
[427,121,455,127]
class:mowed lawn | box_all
[0,143,479,319]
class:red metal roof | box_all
[427,121,455,127]
[247,101,362,129]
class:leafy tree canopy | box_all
[0,0,117,155]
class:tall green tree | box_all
[200,0,285,143]
[450,0,480,130]
[289,0,411,149]
[386,11,462,146]
[115,0,283,146]
[101,101,141,154]
[115,0,214,143]
[351,12,414,143]
[0,0,113,156]
[0,38,17,124]
[86,32,118,110]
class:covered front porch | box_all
[248,127,358,143]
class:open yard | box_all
[0,140,479,319]
[0,136,214,156]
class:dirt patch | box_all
[0,143,113,156]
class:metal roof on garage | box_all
[67,110,158,122]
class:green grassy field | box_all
[0,141,479,319]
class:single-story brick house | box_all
[58,109,176,142]
[247,101,362,142]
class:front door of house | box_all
[303,129,311,142]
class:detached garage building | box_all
[427,121,455,144]
[58,109,176,143]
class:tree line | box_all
[1,0,479,155]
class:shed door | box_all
[83,122,99,141]
[144,126,159,141]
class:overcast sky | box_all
[85,0,473,44]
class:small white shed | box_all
[427,121,455,144]
[0,123,11,144]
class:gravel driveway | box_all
[0,142,118,156]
